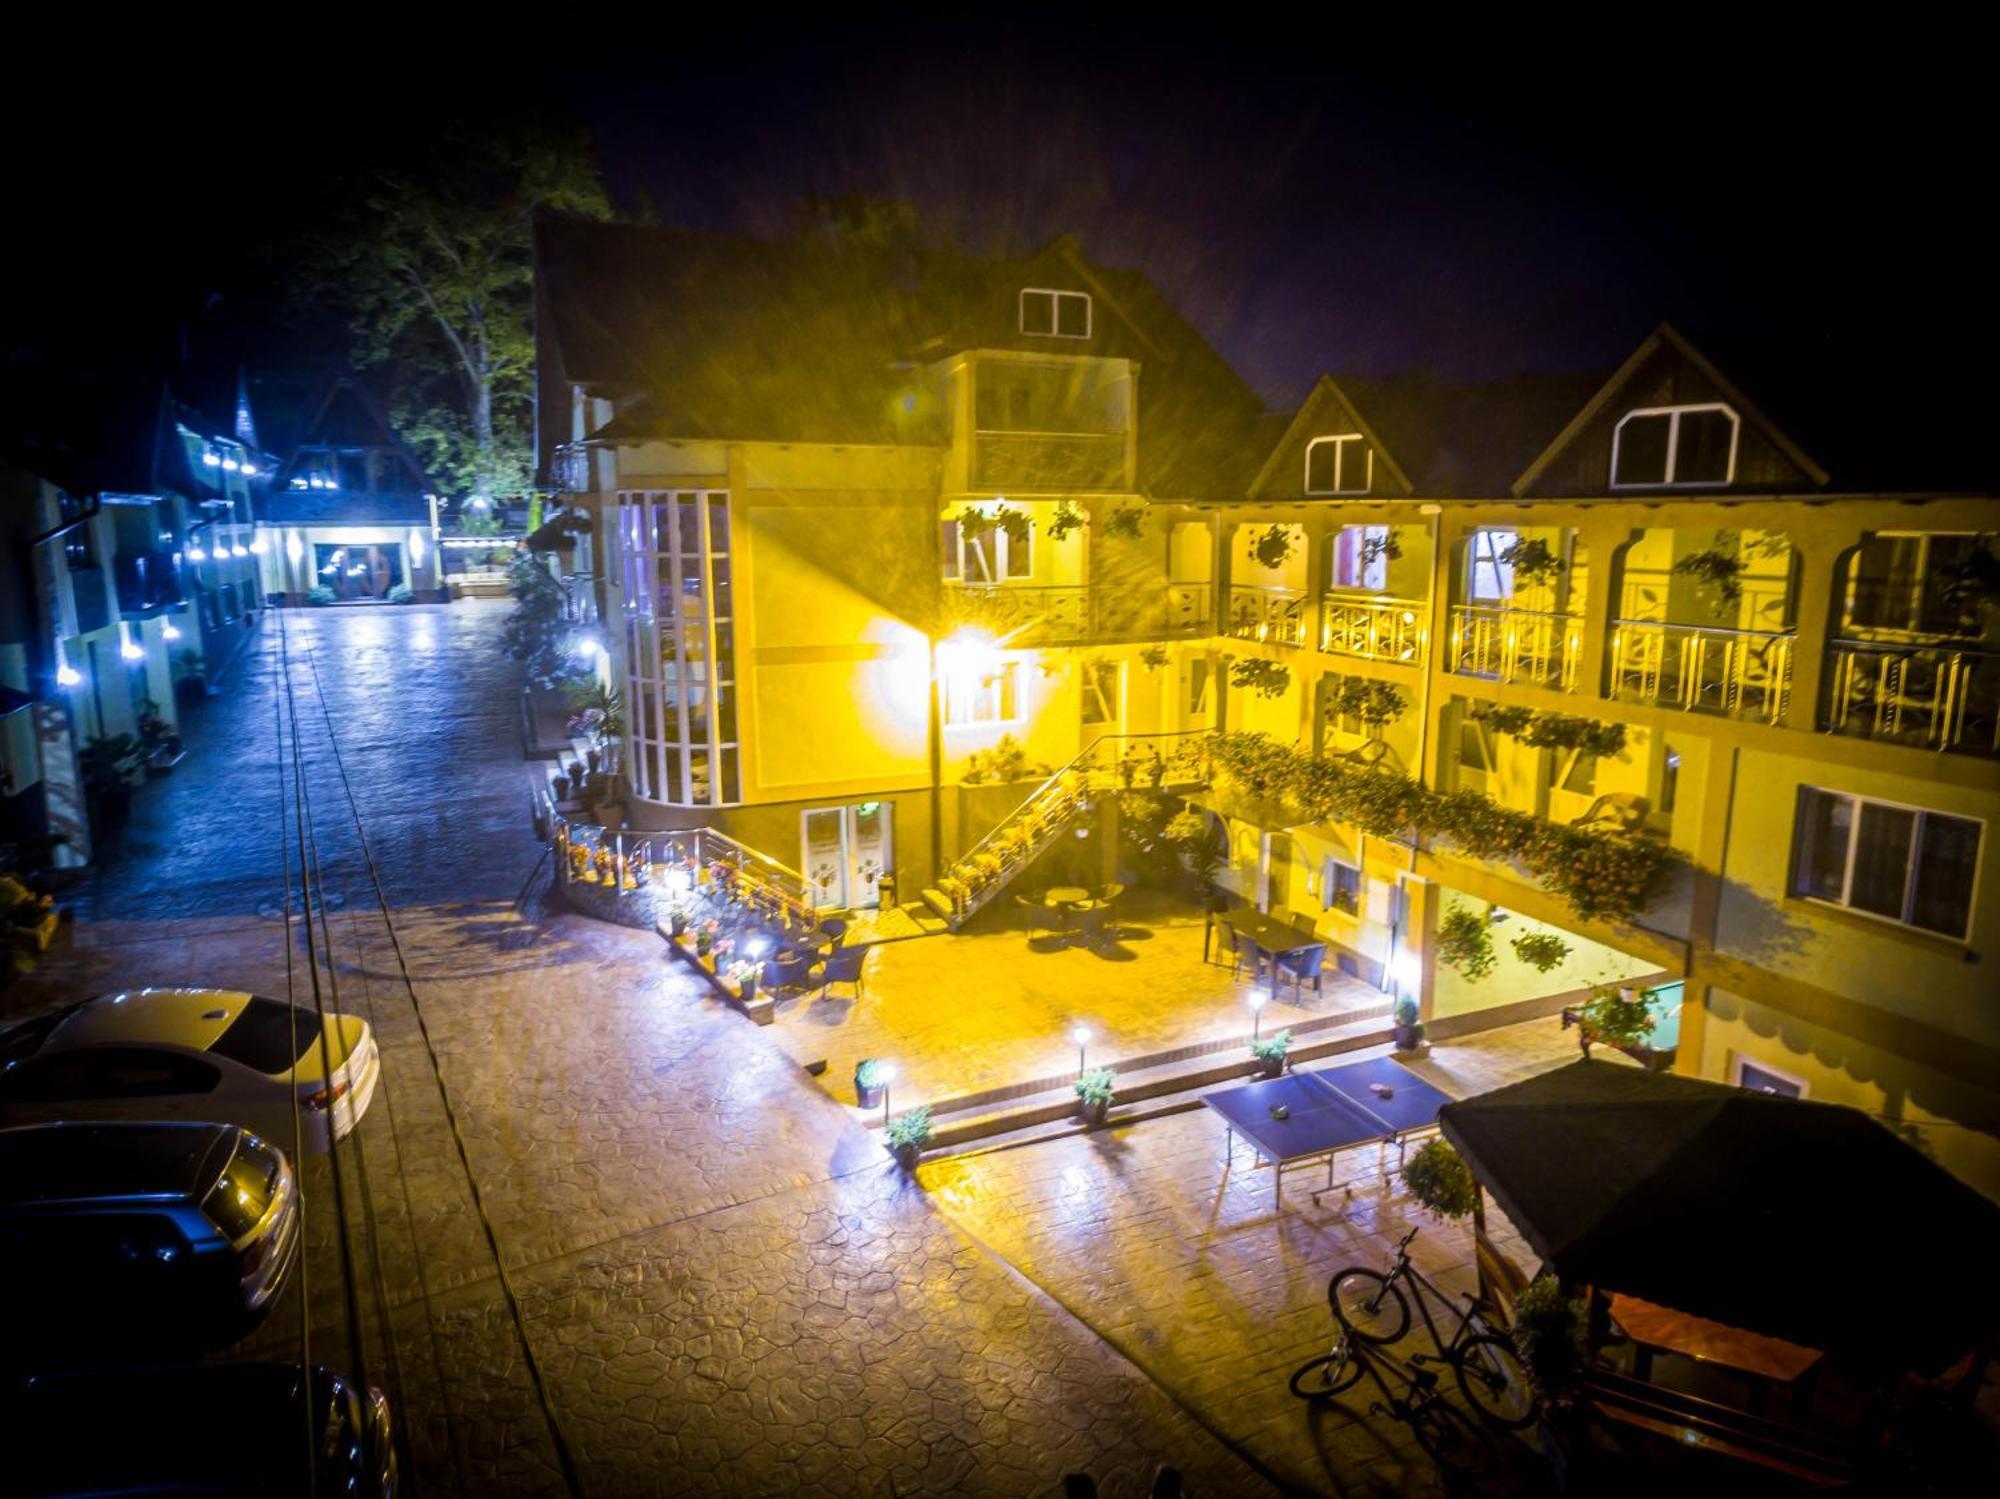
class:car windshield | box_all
[203,1138,280,1239]
[209,998,319,1073]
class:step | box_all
[876,1010,1400,1151]
[919,888,955,921]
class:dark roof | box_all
[1334,368,1609,498]
[262,491,430,527]
[1438,1060,2000,1373]
[534,218,1269,496]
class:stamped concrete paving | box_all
[9,603,1275,1496]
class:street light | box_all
[878,1061,897,1127]
[1248,993,1268,1042]
[1071,1025,1092,1077]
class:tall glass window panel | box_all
[1911,812,1981,937]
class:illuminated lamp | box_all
[286,534,304,565]
[162,623,182,641]
[187,543,207,562]
[248,535,267,555]
[409,528,427,567]
[119,625,143,662]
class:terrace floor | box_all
[763,897,1392,1111]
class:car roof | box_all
[0,1121,235,1208]
[50,987,257,1054]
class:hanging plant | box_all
[1672,546,1746,610]
[1472,705,1626,759]
[1576,984,1655,1049]
[1510,930,1570,973]
[960,502,1031,550]
[1326,675,1409,728]
[1360,529,1405,569]
[1511,1276,1590,1404]
[1139,645,1169,671]
[1251,524,1297,570]
[1230,658,1292,699]
[1438,904,1498,981]
[1402,1138,1478,1220]
[1103,505,1145,539]
[1047,501,1085,542]
[1499,537,1566,586]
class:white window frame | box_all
[1322,858,1362,916]
[952,520,1032,582]
[1610,403,1740,489]
[1330,524,1390,590]
[944,661,1022,727]
[1729,1053,1809,1099]
[1019,287,1092,340]
[1305,434,1372,496]
[1792,785,1984,940]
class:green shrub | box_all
[1511,1275,1589,1401]
[886,1106,933,1149]
[854,1058,886,1092]
[387,583,414,604]
[1249,1028,1292,1064]
[1402,1138,1478,1219]
[1074,1068,1116,1105]
[1392,996,1420,1029]
[307,586,336,606]
[1577,985,1655,1049]
[1438,905,1498,981]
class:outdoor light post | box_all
[879,1062,896,1127]
[1071,1025,1091,1078]
[1249,993,1267,1042]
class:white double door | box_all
[802,802,892,910]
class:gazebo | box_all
[1437,1060,2000,1480]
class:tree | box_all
[503,553,575,690]
[300,123,609,505]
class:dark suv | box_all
[0,1120,298,1352]
[5,1362,397,1497]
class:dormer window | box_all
[1611,403,1739,488]
[1305,434,1371,495]
[1020,288,1091,339]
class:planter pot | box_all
[668,916,688,937]
[736,976,758,1003]
[1393,1025,1421,1050]
[857,1083,884,1110]
[892,1143,922,1170]
[587,749,602,772]
[1079,1098,1110,1125]
[1258,1054,1286,1078]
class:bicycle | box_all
[1288,1325,1496,1476]
[1326,1225,1537,1430]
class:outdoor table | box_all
[1204,1056,1454,1209]
[1043,888,1092,942]
[1608,1293,1823,1412]
[1219,910,1326,996]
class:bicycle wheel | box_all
[1329,1268,1410,1344]
[1409,1395,1495,1477]
[1454,1333,1538,1429]
[1288,1344,1363,1401]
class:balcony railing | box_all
[1320,593,1426,664]
[945,582,1210,645]
[971,430,1129,490]
[1448,604,1582,692]
[1226,585,1307,649]
[1825,639,2000,757]
[1609,619,1794,723]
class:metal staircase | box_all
[922,731,1213,928]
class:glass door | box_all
[802,803,894,910]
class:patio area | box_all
[762,899,1391,1112]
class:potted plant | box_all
[726,958,760,1002]
[1437,905,1498,981]
[1250,524,1296,569]
[1074,1067,1116,1124]
[694,919,720,957]
[1576,984,1654,1051]
[1139,645,1169,671]
[1392,996,1425,1051]
[1047,500,1085,541]
[855,1058,887,1110]
[1402,1138,1478,1220]
[1510,930,1570,973]
[1511,1275,1589,1408]
[886,1106,932,1169]
[1250,1028,1292,1078]
[1103,505,1144,539]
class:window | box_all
[1186,658,1211,716]
[1323,859,1362,915]
[1457,718,1492,774]
[1731,1055,1807,1099]
[1548,748,1597,795]
[0,1048,220,1104]
[1845,533,1988,638]
[1611,404,1739,488]
[1331,525,1390,590]
[1019,288,1091,339]
[1793,787,1982,938]
[1080,661,1120,726]
[210,998,319,1073]
[945,662,1020,726]
[1467,528,1516,602]
[940,520,960,580]
[951,516,1032,581]
[1306,435,1371,495]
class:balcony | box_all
[1226,586,1307,649]
[945,582,1210,646]
[1609,619,1793,724]
[1448,604,1581,692]
[971,431,1129,491]
[115,549,187,619]
[1825,638,2000,758]
[1320,593,1426,664]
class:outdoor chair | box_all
[814,944,868,1000]
[764,951,816,991]
[1275,943,1325,997]
[818,916,849,947]
[1095,882,1126,905]
[1074,903,1109,948]
[1014,894,1047,942]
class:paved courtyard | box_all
[8,601,1596,1495]
[768,912,1390,1112]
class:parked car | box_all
[0,987,379,1149]
[4,1361,396,1497]
[0,1120,299,1351]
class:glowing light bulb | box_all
[57,664,81,687]
[163,623,182,641]
[231,544,248,558]
[188,544,206,562]
[248,536,267,555]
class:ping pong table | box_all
[1203,1056,1454,1209]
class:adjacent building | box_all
[534,217,2000,1193]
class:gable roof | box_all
[272,378,430,495]
[1513,322,1829,497]
[1246,373,1415,500]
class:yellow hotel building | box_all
[536,218,2000,1195]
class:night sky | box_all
[6,29,1990,426]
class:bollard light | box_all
[1071,1025,1092,1077]
[878,1061,897,1127]
[1248,993,1268,1042]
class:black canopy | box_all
[1437,1060,2000,1374]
